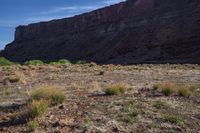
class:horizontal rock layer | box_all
[1,0,200,64]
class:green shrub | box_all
[25,60,44,65]
[75,60,87,64]
[0,57,15,66]
[28,100,48,118]
[30,86,66,105]
[27,120,39,132]
[154,101,169,109]
[50,59,71,65]
[51,93,66,105]
[105,83,128,95]
[164,115,183,124]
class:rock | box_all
[58,105,64,109]
[89,62,97,67]
[1,0,200,64]
[58,118,74,126]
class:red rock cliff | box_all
[1,0,200,64]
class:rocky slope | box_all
[1,0,200,64]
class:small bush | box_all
[189,85,198,92]
[153,82,198,97]
[51,93,66,105]
[27,120,39,132]
[178,87,192,97]
[4,76,20,83]
[75,60,87,64]
[50,59,71,65]
[25,60,44,65]
[30,86,66,105]
[0,57,15,66]
[10,113,18,124]
[4,89,13,96]
[164,115,183,124]
[154,101,169,109]
[153,83,161,90]
[153,82,177,96]
[162,87,175,96]
[28,100,48,118]
[105,83,128,95]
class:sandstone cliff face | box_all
[1,0,200,64]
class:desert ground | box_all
[0,63,200,133]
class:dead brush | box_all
[14,71,27,84]
[88,81,101,93]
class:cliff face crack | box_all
[1,0,200,64]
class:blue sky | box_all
[0,0,125,50]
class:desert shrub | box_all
[154,101,169,109]
[161,87,175,96]
[51,93,66,105]
[189,85,198,92]
[3,76,20,83]
[10,113,19,124]
[28,100,48,118]
[153,82,177,96]
[178,87,192,97]
[153,82,198,97]
[4,89,13,96]
[50,59,71,65]
[153,83,161,90]
[105,83,128,95]
[27,120,39,132]
[75,60,87,64]
[0,57,15,66]
[25,60,44,65]
[164,115,183,124]
[30,86,66,105]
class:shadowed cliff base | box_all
[1,0,200,64]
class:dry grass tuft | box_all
[27,120,39,132]
[89,81,101,93]
[28,100,48,118]
[105,83,129,95]
[14,71,27,84]
[3,76,20,83]
[153,82,198,97]
[30,86,66,105]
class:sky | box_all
[0,0,125,50]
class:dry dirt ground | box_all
[0,64,200,133]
